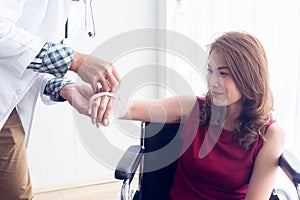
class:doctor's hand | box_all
[70,52,121,93]
[59,83,113,127]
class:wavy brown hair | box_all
[199,31,273,149]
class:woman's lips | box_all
[211,91,223,96]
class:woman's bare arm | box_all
[120,96,197,123]
[245,123,285,200]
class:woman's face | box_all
[207,50,242,107]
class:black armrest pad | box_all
[115,145,143,180]
[279,149,300,184]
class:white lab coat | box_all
[0,0,82,145]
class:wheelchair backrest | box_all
[140,122,183,200]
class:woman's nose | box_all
[208,74,220,87]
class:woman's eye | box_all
[219,71,229,76]
[207,68,230,77]
[207,68,213,73]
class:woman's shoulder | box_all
[260,121,285,157]
[196,96,206,101]
[195,96,206,107]
[265,121,285,143]
[177,96,198,122]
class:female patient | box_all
[98,31,285,199]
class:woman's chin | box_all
[212,99,226,107]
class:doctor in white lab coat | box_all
[0,0,120,199]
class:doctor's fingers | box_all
[72,53,118,93]
[98,63,121,93]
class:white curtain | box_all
[166,0,300,155]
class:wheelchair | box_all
[115,122,300,200]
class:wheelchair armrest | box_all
[115,145,143,180]
[279,149,300,184]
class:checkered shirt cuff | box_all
[44,77,74,102]
[28,42,74,78]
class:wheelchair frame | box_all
[115,122,300,200]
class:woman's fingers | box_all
[96,95,110,127]
[89,92,114,127]
[90,97,101,126]
[102,98,113,126]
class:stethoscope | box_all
[84,0,96,37]
[62,0,95,44]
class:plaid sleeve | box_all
[44,77,74,102]
[28,42,74,78]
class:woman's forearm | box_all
[119,96,195,123]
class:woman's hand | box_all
[59,83,114,127]
[89,89,114,127]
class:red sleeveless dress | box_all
[169,97,274,200]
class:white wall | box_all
[27,0,164,190]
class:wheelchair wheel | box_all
[275,188,292,200]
